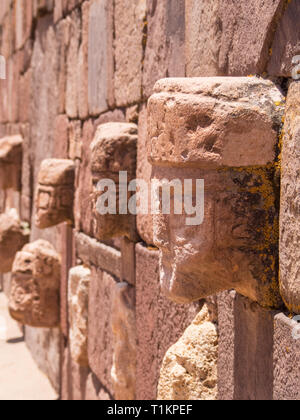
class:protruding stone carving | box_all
[9,240,61,328]
[0,135,23,190]
[111,282,136,400]
[0,209,30,273]
[280,81,300,314]
[35,159,75,229]
[68,266,91,366]
[158,304,218,400]
[91,122,138,241]
[148,77,284,308]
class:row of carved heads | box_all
[2,77,293,339]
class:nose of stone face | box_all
[148,77,285,308]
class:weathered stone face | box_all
[91,122,138,241]
[111,282,136,400]
[148,77,284,308]
[158,303,218,400]
[280,82,300,314]
[9,240,61,328]
[0,209,30,273]
[68,266,91,367]
[0,135,23,191]
[35,159,75,229]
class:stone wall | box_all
[0,0,299,400]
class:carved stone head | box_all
[0,209,30,273]
[91,122,138,241]
[9,240,61,328]
[35,159,75,229]
[148,77,284,308]
[0,135,23,191]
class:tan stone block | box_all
[68,265,91,366]
[158,304,218,400]
[0,209,29,273]
[35,159,75,229]
[114,0,146,106]
[280,81,300,313]
[9,240,61,328]
[111,282,136,400]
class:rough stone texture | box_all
[268,0,300,77]
[90,122,138,242]
[35,159,75,229]
[68,265,91,366]
[136,104,154,245]
[273,313,300,400]
[114,0,146,106]
[88,0,114,116]
[185,0,286,77]
[111,282,136,400]
[143,0,186,99]
[217,291,276,400]
[135,243,201,400]
[75,232,121,279]
[88,266,117,397]
[148,77,284,308]
[158,303,218,400]
[9,240,61,328]
[280,81,300,314]
[0,135,23,190]
[0,208,29,273]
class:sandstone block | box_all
[68,265,91,366]
[114,0,146,106]
[158,304,218,400]
[0,209,30,273]
[148,77,284,308]
[90,123,138,241]
[9,240,61,328]
[268,0,300,77]
[88,0,114,115]
[273,313,300,400]
[280,81,300,313]
[0,135,23,190]
[111,282,136,400]
[35,159,75,229]
[135,243,200,400]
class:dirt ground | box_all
[0,291,58,401]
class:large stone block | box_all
[88,0,114,116]
[68,266,91,367]
[0,135,23,190]
[111,282,136,400]
[217,291,276,400]
[9,240,61,328]
[273,313,300,400]
[88,267,117,396]
[158,303,218,400]
[135,243,200,400]
[148,77,284,308]
[35,159,75,229]
[280,81,300,314]
[90,123,138,241]
[185,0,286,77]
[0,209,29,273]
[142,0,186,99]
[114,0,146,106]
[268,0,300,77]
